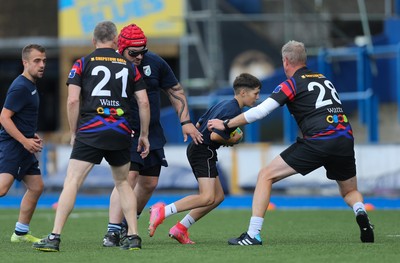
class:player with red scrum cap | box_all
[103,24,203,247]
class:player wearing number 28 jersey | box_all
[208,40,374,245]
[67,48,147,150]
[270,66,353,156]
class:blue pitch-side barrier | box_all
[316,45,400,143]
[1,194,399,210]
[185,45,400,144]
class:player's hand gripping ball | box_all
[229,127,243,145]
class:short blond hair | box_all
[93,21,118,44]
[281,40,307,65]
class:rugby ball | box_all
[229,127,243,144]
[210,127,243,146]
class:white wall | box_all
[48,144,400,195]
[159,144,400,195]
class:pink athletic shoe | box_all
[148,202,166,237]
[169,222,195,244]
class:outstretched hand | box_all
[182,123,203,145]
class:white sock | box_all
[247,216,264,238]
[353,202,366,215]
[165,203,177,217]
[15,222,29,233]
[180,214,196,229]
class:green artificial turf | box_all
[0,209,398,263]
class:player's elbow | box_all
[138,99,150,109]
[0,113,10,127]
[67,97,79,108]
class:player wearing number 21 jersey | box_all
[67,48,147,150]
[32,21,149,252]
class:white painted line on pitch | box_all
[0,211,108,220]
[69,212,108,218]
[386,234,400,237]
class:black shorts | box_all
[280,139,356,181]
[130,148,168,176]
[187,142,218,179]
[0,139,41,181]
[70,139,130,166]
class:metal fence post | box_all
[357,47,367,124]
[366,93,379,142]
[397,43,400,123]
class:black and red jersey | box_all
[67,48,146,150]
[270,67,354,155]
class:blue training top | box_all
[197,98,242,149]
[130,51,179,150]
[0,75,39,140]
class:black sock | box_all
[14,230,27,236]
[127,234,138,239]
[49,233,61,240]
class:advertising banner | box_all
[59,0,184,39]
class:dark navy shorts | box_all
[280,139,356,181]
[186,142,219,179]
[70,140,130,166]
[130,148,168,176]
[0,139,41,181]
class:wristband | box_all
[223,119,230,130]
[180,120,192,126]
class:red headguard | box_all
[118,24,147,54]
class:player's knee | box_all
[0,175,14,196]
[140,179,158,192]
[145,180,158,190]
[0,186,9,197]
[258,166,276,183]
[28,181,44,196]
[200,194,216,206]
[258,167,268,178]
[204,198,215,206]
[215,194,224,206]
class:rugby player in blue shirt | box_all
[0,44,46,243]
[148,73,261,244]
